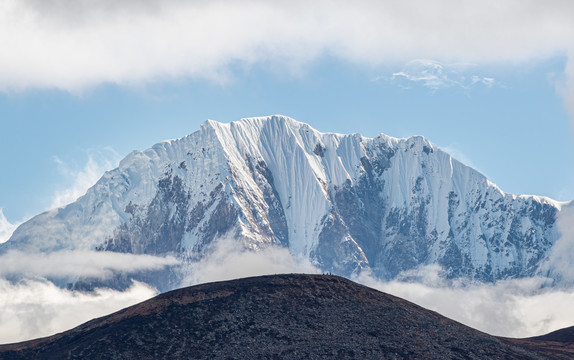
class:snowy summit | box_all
[1,116,568,291]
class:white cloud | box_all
[0,247,177,344]
[0,209,17,244]
[3,240,574,342]
[1,0,573,92]
[180,237,320,286]
[50,147,121,209]
[562,50,574,120]
[384,59,497,91]
[2,0,574,122]
[353,267,574,338]
[0,250,180,279]
[0,238,318,343]
[544,204,574,283]
[0,278,156,344]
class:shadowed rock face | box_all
[0,274,557,359]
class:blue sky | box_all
[1,1,574,228]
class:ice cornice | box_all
[201,115,305,132]
[238,114,304,128]
[513,194,570,210]
[202,115,405,145]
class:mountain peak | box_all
[238,114,302,126]
[1,116,565,290]
[202,114,306,131]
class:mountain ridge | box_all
[2,115,568,290]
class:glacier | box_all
[2,115,569,291]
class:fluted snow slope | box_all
[2,116,566,290]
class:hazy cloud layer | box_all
[1,0,574,92]
[0,250,179,279]
[2,240,574,342]
[0,278,156,344]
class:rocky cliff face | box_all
[2,116,566,290]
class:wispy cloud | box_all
[0,250,179,280]
[0,209,17,244]
[0,147,120,244]
[50,147,121,209]
[379,59,496,91]
[559,50,574,122]
[438,144,486,175]
[0,278,156,344]
[544,204,574,283]
[180,237,319,286]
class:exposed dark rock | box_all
[313,212,368,275]
[314,143,326,157]
[102,173,191,255]
[244,157,289,246]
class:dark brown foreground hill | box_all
[504,326,574,360]
[0,274,562,359]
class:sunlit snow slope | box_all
[2,116,567,290]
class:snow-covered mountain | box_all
[2,116,567,290]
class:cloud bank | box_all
[2,238,574,343]
[0,279,156,344]
[0,248,178,344]
[0,238,316,344]
[1,0,573,92]
[354,268,574,338]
